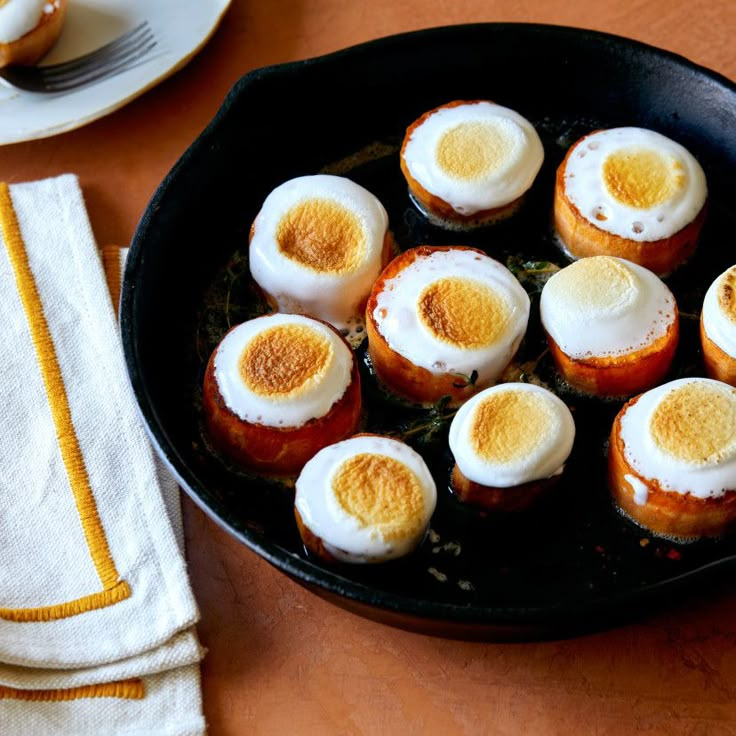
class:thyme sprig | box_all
[452,369,479,389]
[391,395,457,445]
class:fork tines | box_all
[0,22,157,93]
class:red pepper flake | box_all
[666,549,682,561]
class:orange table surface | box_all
[3,1,736,734]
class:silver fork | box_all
[0,21,156,93]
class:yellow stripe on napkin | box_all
[0,183,130,621]
[0,678,144,701]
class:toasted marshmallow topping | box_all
[436,120,523,181]
[332,453,425,542]
[250,175,389,330]
[540,256,676,359]
[275,198,367,274]
[449,383,575,488]
[650,381,736,464]
[0,0,50,44]
[402,101,544,215]
[295,435,437,563]
[620,377,736,498]
[603,147,685,209]
[702,266,736,357]
[372,248,529,385]
[718,268,736,322]
[417,277,511,348]
[562,127,706,242]
[470,391,554,462]
[239,324,332,398]
[213,313,353,428]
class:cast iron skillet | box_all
[121,24,736,640]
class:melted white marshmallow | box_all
[449,383,575,488]
[625,474,649,506]
[295,435,437,563]
[540,256,676,359]
[249,174,389,331]
[702,265,736,357]
[402,101,544,215]
[562,127,707,242]
[213,313,353,429]
[372,248,530,386]
[0,0,49,44]
[620,377,736,499]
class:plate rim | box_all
[0,0,233,145]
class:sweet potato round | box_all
[202,325,362,476]
[0,0,67,68]
[608,395,736,539]
[700,316,736,387]
[294,507,341,563]
[450,464,561,512]
[365,245,495,407]
[400,100,526,228]
[553,135,706,277]
[545,312,679,398]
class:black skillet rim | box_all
[121,22,736,636]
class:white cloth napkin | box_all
[0,175,205,735]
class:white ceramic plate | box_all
[0,0,232,145]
